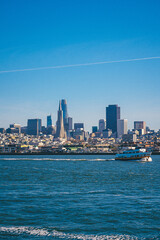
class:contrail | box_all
[0,56,160,74]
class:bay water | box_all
[0,155,160,240]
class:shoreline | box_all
[0,152,159,156]
[0,152,115,155]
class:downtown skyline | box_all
[0,99,157,133]
[0,1,160,131]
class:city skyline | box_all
[0,1,160,131]
[0,99,155,133]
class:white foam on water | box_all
[0,226,139,239]
[106,158,115,161]
[0,157,73,161]
[88,190,106,194]
[89,159,107,161]
[0,157,114,161]
[0,226,49,236]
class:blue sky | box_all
[0,0,160,131]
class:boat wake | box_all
[0,157,115,161]
[0,226,139,239]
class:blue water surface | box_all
[0,155,160,240]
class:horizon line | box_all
[0,56,160,74]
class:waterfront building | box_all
[106,104,120,136]
[56,100,66,139]
[117,119,128,138]
[99,119,106,132]
[47,115,52,127]
[134,121,146,135]
[92,126,98,133]
[0,144,21,153]
[27,119,42,136]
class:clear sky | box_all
[0,0,160,132]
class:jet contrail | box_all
[0,56,160,74]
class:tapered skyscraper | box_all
[61,99,68,123]
[56,100,66,139]
[61,99,69,131]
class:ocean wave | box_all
[0,226,139,239]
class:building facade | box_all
[61,99,68,130]
[56,100,66,139]
[134,121,146,135]
[92,126,98,133]
[117,119,128,138]
[47,115,52,127]
[99,119,106,132]
[74,123,84,131]
[106,104,120,136]
[27,119,42,135]
[68,117,73,130]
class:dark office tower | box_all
[27,119,42,136]
[106,105,120,136]
[68,117,73,130]
[92,126,98,133]
[47,115,52,127]
[56,100,66,139]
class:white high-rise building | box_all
[117,119,128,138]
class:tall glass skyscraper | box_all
[47,115,52,127]
[61,99,68,123]
[61,99,69,132]
[106,105,120,136]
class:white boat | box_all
[115,148,152,161]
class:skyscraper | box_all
[27,119,42,136]
[61,99,68,122]
[61,99,69,131]
[99,119,106,132]
[117,119,128,138]
[68,117,73,130]
[47,115,52,127]
[56,100,66,139]
[106,104,120,136]
[92,126,98,133]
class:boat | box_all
[115,148,152,161]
